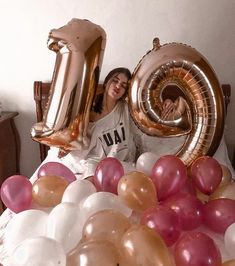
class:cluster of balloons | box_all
[1,153,235,265]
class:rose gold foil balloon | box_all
[31,18,106,151]
[82,210,131,245]
[67,239,121,266]
[129,38,225,166]
[222,260,235,266]
[209,183,235,201]
[32,175,68,207]
[120,225,174,266]
[117,171,157,212]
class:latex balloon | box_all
[47,202,82,253]
[136,152,159,176]
[151,155,187,201]
[220,164,232,187]
[117,171,157,212]
[82,210,131,246]
[62,179,96,204]
[222,260,235,266]
[80,192,132,227]
[224,223,235,257]
[93,157,124,194]
[37,161,76,183]
[162,192,203,230]
[0,175,32,213]
[140,205,181,246]
[196,188,209,203]
[129,38,225,166]
[174,231,221,266]
[32,175,68,207]
[203,199,235,233]
[190,156,222,195]
[120,225,174,266]
[67,239,121,266]
[31,18,106,151]
[9,236,66,266]
[209,183,235,201]
[5,209,48,255]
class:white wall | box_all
[0,0,234,176]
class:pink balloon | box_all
[174,231,222,266]
[37,162,76,183]
[93,157,124,194]
[151,155,187,201]
[141,205,181,246]
[203,198,235,233]
[190,156,222,195]
[0,175,32,213]
[180,178,196,196]
[162,192,203,230]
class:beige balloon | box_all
[222,260,235,266]
[67,239,122,266]
[82,210,131,246]
[120,225,174,266]
[32,175,68,207]
[209,183,235,201]
[118,171,157,212]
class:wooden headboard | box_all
[33,81,232,163]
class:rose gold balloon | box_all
[117,171,157,212]
[32,175,68,207]
[82,210,131,245]
[220,164,232,187]
[67,239,121,266]
[209,183,235,201]
[222,260,235,266]
[120,225,174,266]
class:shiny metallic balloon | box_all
[129,38,225,166]
[31,18,106,151]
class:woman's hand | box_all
[161,97,187,120]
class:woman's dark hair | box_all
[92,67,131,114]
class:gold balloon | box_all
[67,239,121,266]
[222,260,235,266]
[209,183,235,201]
[82,210,131,246]
[129,37,225,166]
[120,225,174,266]
[117,171,157,212]
[31,18,106,151]
[32,175,68,207]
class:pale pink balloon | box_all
[162,192,203,230]
[151,155,187,201]
[141,205,181,246]
[203,198,235,233]
[93,157,124,194]
[174,231,221,266]
[37,162,76,183]
[0,175,32,213]
[190,156,222,195]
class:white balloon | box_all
[5,209,48,255]
[224,222,235,257]
[136,152,159,176]
[9,236,66,266]
[62,179,96,205]
[46,202,83,253]
[80,192,132,226]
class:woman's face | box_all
[105,73,128,101]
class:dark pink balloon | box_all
[162,192,203,230]
[151,155,187,201]
[37,162,76,183]
[140,205,181,246]
[174,231,221,266]
[203,198,235,233]
[93,157,124,194]
[0,175,32,213]
[190,156,222,195]
[180,178,196,196]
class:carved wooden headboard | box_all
[33,81,232,163]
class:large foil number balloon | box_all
[31,18,106,151]
[129,38,225,165]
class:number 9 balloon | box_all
[31,18,106,151]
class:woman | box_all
[59,67,137,178]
